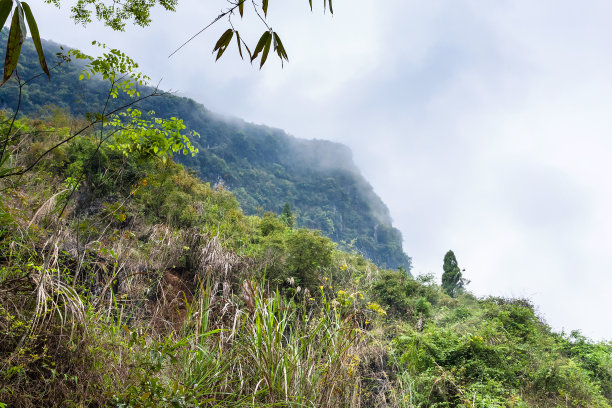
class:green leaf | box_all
[21,2,49,79]
[3,6,24,84]
[236,31,243,60]
[273,32,288,61]
[241,39,252,60]
[238,0,244,17]
[308,0,312,11]
[328,0,333,13]
[213,29,234,61]
[260,31,272,68]
[262,0,268,17]
[13,0,26,38]
[251,31,271,62]
[213,28,234,52]
[0,0,13,30]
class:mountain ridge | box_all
[0,31,412,272]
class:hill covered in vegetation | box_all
[0,31,411,273]
[0,32,610,407]
[0,111,610,407]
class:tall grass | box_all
[118,279,367,407]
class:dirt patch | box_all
[149,268,196,333]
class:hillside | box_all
[0,111,610,407]
[0,31,411,273]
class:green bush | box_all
[285,228,334,293]
[371,269,416,317]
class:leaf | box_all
[235,31,243,59]
[0,0,13,30]
[308,0,312,11]
[213,28,234,52]
[3,6,24,84]
[262,0,268,17]
[215,43,230,60]
[241,39,252,60]
[21,2,49,79]
[13,0,25,39]
[328,0,333,14]
[273,32,288,61]
[213,28,234,61]
[260,31,272,68]
[238,0,244,17]
[251,31,271,62]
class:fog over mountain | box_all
[0,32,411,272]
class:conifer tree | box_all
[441,250,466,297]
[280,201,295,228]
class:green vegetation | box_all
[441,250,468,298]
[0,112,379,406]
[0,30,412,272]
[0,0,330,91]
[0,110,610,407]
[0,26,610,408]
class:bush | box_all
[371,269,416,317]
[285,228,334,293]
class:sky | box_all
[35,0,612,340]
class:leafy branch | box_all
[0,0,334,86]
[170,0,334,68]
[0,44,197,180]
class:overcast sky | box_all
[36,0,612,340]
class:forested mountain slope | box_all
[0,31,411,272]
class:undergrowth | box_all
[0,114,610,407]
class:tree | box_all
[280,201,295,228]
[286,229,334,293]
[49,0,179,31]
[441,250,467,297]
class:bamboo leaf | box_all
[251,31,271,62]
[329,0,333,14]
[308,0,312,11]
[0,0,13,30]
[273,32,288,61]
[241,39,252,60]
[215,43,228,61]
[13,0,25,39]
[235,31,243,60]
[213,29,234,61]
[260,31,272,68]
[238,0,244,17]
[213,28,234,52]
[3,7,23,84]
[262,0,268,17]
[21,2,49,79]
